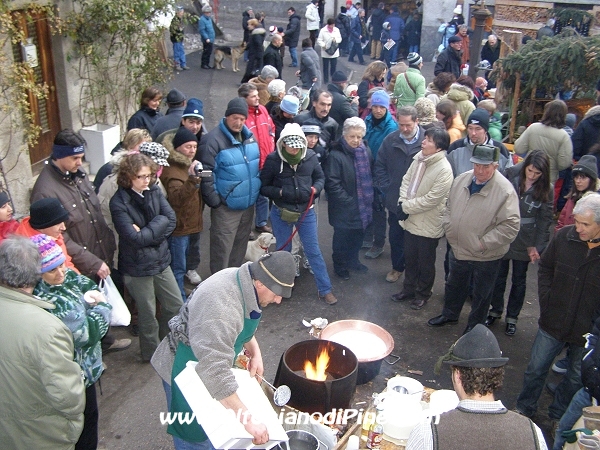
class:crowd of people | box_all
[2,3,600,450]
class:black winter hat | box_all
[467,108,490,132]
[437,324,508,371]
[29,198,70,230]
[331,71,348,83]
[173,127,198,150]
[225,97,249,118]
[166,89,186,105]
[573,155,599,181]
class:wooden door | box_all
[12,9,61,173]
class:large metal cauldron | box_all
[273,340,358,415]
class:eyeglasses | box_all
[136,174,153,180]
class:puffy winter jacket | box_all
[260,124,325,213]
[198,14,215,43]
[245,104,275,168]
[305,3,320,31]
[109,184,176,277]
[572,106,600,160]
[394,67,426,107]
[444,83,475,126]
[364,111,399,160]
[127,106,163,133]
[284,13,302,47]
[399,150,453,238]
[335,13,350,39]
[199,119,261,210]
[299,46,321,89]
[386,12,405,41]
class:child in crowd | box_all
[0,189,18,242]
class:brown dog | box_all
[213,43,245,72]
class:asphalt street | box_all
[96,17,561,449]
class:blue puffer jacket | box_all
[198,14,215,42]
[199,119,261,210]
[365,111,399,160]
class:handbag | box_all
[325,40,338,56]
[99,275,131,326]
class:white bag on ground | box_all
[99,276,131,326]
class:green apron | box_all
[167,271,261,442]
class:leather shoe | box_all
[462,325,474,335]
[335,268,350,280]
[320,293,338,305]
[349,263,368,273]
[484,315,497,326]
[255,225,272,233]
[391,292,414,302]
[505,323,517,336]
[410,297,427,310]
[427,315,458,327]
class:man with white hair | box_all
[263,34,283,80]
[249,65,280,106]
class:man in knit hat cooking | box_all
[151,251,297,448]
[407,324,547,450]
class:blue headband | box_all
[52,144,85,160]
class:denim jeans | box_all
[553,387,592,450]
[322,57,337,84]
[388,212,406,272]
[490,259,530,323]
[289,46,298,66]
[162,381,216,450]
[408,44,419,53]
[441,250,501,329]
[516,328,585,419]
[271,206,332,295]
[332,226,365,272]
[390,40,400,63]
[169,234,199,302]
[255,195,269,227]
[173,42,186,68]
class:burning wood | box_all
[304,347,330,381]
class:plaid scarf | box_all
[343,138,373,229]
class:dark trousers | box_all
[322,57,337,84]
[309,29,318,48]
[76,384,98,450]
[441,249,502,329]
[332,227,365,271]
[186,231,201,270]
[388,211,406,272]
[403,231,439,299]
[348,41,364,64]
[363,205,386,248]
[201,41,213,66]
[490,259,530,323]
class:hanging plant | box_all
[63,0,176,130]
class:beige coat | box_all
[514,122,573,182]
[399,150,453,239]
[443,169,520,261]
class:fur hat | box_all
[407,52,423,67]
[29,198,69,230]
[250,251,296,298]
[182,98,204,119]
[331,71,348,83]
[573,155,599,182]
[225,98,248,118]
[173,127,198,150]
[30,234,66,274]
[166,89,186,105]
[440,324,508,369]
[139,142,170,167]
[371,90,390,108]
[280,95,300,116]
[467,109,490,131]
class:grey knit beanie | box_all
[573,155,598,182]
[250,251,296,298]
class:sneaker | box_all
[293,254,301,277]
[181,66,191,70]
[365,246,383,259]
[186,270,202,285]
[302,257,314,274]
[552,357,568,374]
[174,65,182,71]
[320,293,338,305]
[105,338,132,353]
[386,269,403,283]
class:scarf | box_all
[342,138,373,229]
[406,153,431,199]
[282,148,303,166]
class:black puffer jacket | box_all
[434,47,462,78]
[573,107,600,160]
[284,13,302,48]
[260,145,324,213]
[109,184,176,277]
[324,139,372,229]
[127,106,163,133]
[327,83,358,139]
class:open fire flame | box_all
[304,347,330,381]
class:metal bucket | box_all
[277,430,327,450]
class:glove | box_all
[397,202,409,221]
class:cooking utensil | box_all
[276,430,329,450]
[257,373,291,407]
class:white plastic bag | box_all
[99,276,131,326]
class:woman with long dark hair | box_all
[435,99,465,143]
[556,155,599,231]
[486,149,553,335]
